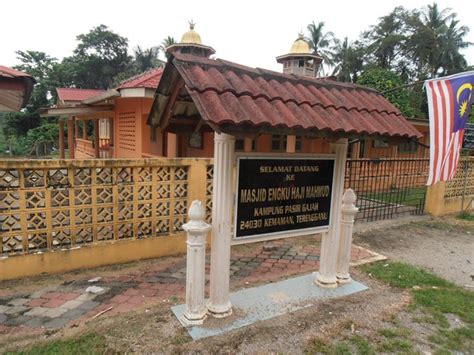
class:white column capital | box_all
[214,132,235,142]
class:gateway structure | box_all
[147,32,421,317]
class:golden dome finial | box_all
[289,32,311,54]
[181,20,202,44]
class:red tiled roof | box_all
[56,88,106,102]
[160,53,421,139]
[118,67,164,89]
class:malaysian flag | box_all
[425,71,474,185]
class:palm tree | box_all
[439,19,471,75]
[406,3,471,78]
[133,46,161,72]
[363,7,408,69]
[306,21,336,66]
[331,38,364,82]
[160,36,177,60]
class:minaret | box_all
[166,21,216,58]
[276,33,323,78]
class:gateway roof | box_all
[148,53,421,140]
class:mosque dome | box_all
[289,33,312,54]
[180,22,202,44]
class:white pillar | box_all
[207,132,235,318]
[182,200,211,325]
[336,189,358,284]
[316,138,348,288]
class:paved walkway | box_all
[0,239,381,332]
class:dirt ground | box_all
[0,214,472,353]
[354,215,474,288]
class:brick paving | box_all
[0,240,380,331]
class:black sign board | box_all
[235,157,335,240]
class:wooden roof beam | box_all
[160,79,185,130]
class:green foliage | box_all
[361,261,453,289]
[305,338,352,354]
[64,24,132,89]
[414,288,474,323]
[160,36,176,60]
[307,3,471,116]
[8,333,109,355]
[458,211,474,221]
[357,68,416,117]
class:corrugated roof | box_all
[0,65,35,80]
[56,88,106,102]
[0,65,36,112]
[151,53,421,139]
[118,67,164,89]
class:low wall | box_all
[425,157,474,216]
[0,158,213,281]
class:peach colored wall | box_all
[114,98,142,158]
[180,132,215,157]
[176,133,333,158]
[140,100,164,157]
[112,97,165,159]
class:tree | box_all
[64,25,132,89]
[160,36,176,60]
[405,3,471,78]
[331,38,364,82]
[112,45,164,86]
[362,7,408,70]
[357,68,416,117]
[306,21,336,67]
[13,50,58,112]
[133,45,162,72]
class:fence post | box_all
[425,181,446,216]
[336,189,358,284]
[182,200,211,325]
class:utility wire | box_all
[379,80,425,94]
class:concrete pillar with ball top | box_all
[336,189,358,284]
[182,200,211,325]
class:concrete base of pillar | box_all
[315,273,338,288]
[206,301,233,318]
[336,275,352,284]
[314,278,338,288]
[182,312,207,326]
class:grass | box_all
[364,261,474,352]
[7,333,110,355]
[361,186,426,207]
[306,261,474,354]
[458,211,474,221]
[361,261,453,289]
[304,338,352,354]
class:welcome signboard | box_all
[234,156,335,241]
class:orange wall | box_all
[113,97,166,158]
[175,133,333,158]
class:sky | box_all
[1,0,473,73]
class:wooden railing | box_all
[0,158,212,256]
[75,138,95,158]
